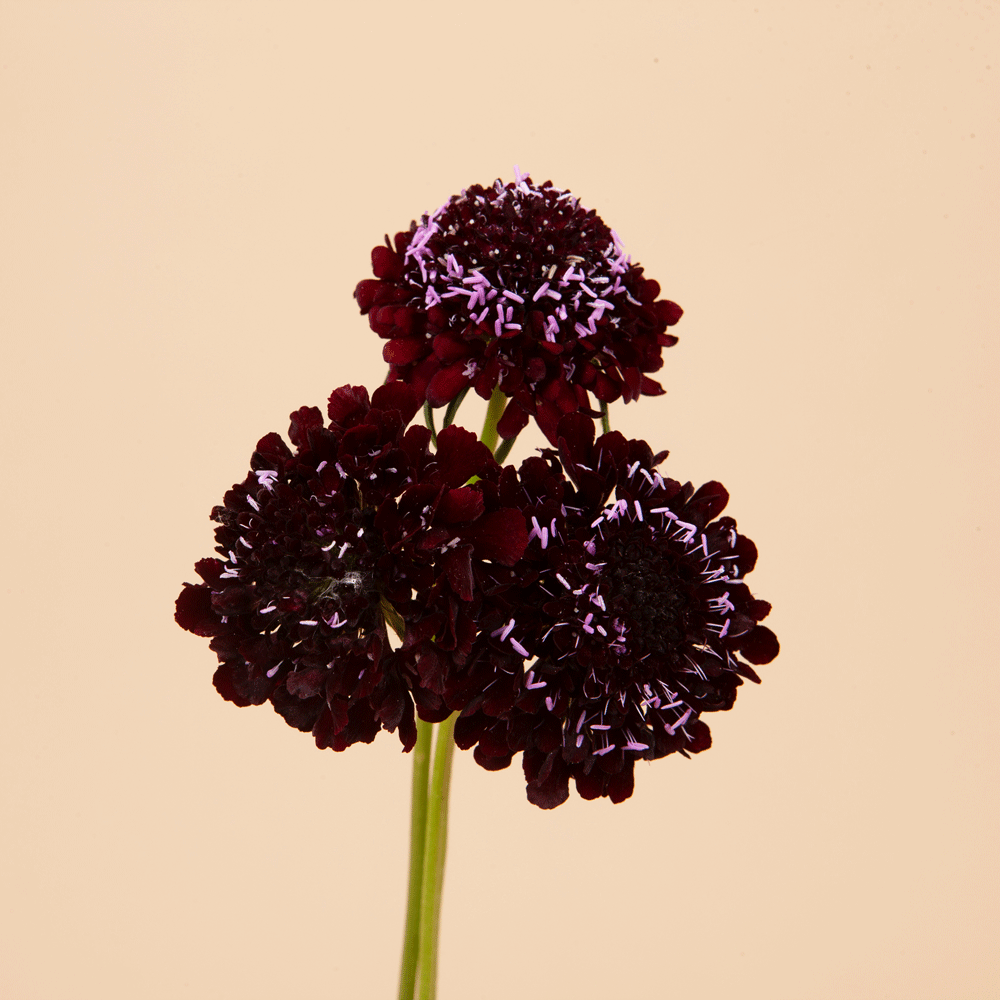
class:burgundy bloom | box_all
[175,384,529,753]
[454,414,778,808]
[354,170,683,443]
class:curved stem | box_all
[493,434,518,465]
[398,717,433,1000]
[442,387,470,430]
[424,401,438,449]
[480,387,507,455]
[416,714,457,1000]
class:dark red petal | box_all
[396,699,417,752]
[686,720,713,753]
[393,230,412,255]
[734,661,762,683]
[400,424,433,466]
[193,558,224,584]
[475,358,501,399]
[373,682,407,732]
[466,508,529,565]
[688,481,730,523]
[253,431,293,466]
[590,371,621,402]
[555,411,596,469]
[438,486,485,523]
[477,725,512,761]
[606,762,635,804]
[427,362,472,406]
[453,713,489,751]
[286,668,327,700]
[621,366,642,401]
[327,385,371,427]
[288,405,324,449]
[434,425,493,487]
[496,401,530,440]
[524,750,570,809]
[473,744,515,771]
[736,625,780,665]
[212,662,254,707]
[354,279,380,313]
[444,546,475,600]
[210,584,255,615]
[525,356,547,382]
[384,336,427,366]
[432,333,471,364]
[270,684,322,732]
[174,584,222,636]
[534,399,563,444]
[733,534,759,574]
[574,769,606,800]
[371,382,420,425]
[213,659,273,707]
[371,244,404,280]
[658,299,684,325]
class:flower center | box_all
[603,527,694,658]
[305,513,382,621]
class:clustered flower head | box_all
[175,383,528,753]
[451,413,778,808]
[354,168,683,443]
[178,171,778,807]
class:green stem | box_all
[398,717,433,1000]
[493,434,518,465]
[600,400,611,435]
[424,401,438,449]
[442,387,470,430]
[416,714,457,1000]
[480,387,507,455]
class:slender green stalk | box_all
[442,387,470,429]
[424,401,438,448]
[398,718,433,1000]
[493,434,518,465]
[600,400,611,435]
[416,714,457,1000]
[480,387,507,455]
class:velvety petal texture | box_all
[453,413,779,808]
[354,171,683,443]
[175,385,529,753]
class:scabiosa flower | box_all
[453,414,779,808]
[175,384,529,753]
[354,169,683,443]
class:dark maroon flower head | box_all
[454,414,778,808]
[354,170,683,444]
[175,384,529,754]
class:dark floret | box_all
[175,384,529,752]
[453,414,778,807]
[355,171,682,443]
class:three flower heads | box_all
[176,170,778,808]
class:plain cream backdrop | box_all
[2,2,996,998]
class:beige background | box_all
[2,2,996,998]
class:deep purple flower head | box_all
[175,384,529,753]
[354,170,683,444]
[454,414,778,808]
